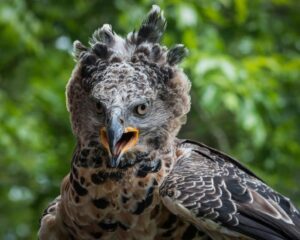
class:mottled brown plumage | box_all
[39,5,300,240]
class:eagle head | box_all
[66,5,191,168]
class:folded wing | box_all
[160,140,300,240]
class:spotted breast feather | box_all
[160,140,300,240]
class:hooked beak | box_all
[100,113,139,168]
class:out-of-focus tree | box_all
[0,0,299,239]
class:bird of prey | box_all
[39,5,300,240]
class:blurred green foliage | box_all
[0,0,299,239]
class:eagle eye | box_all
[95,102,104,114]
[134,103,148,116]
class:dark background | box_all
[0,0,299,239]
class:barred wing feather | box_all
[160,140,300,240]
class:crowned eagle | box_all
[39,5,300,240]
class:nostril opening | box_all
[119,118,124,124]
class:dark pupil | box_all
[140,105,146,110]
[96,103,102,111]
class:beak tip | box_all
[107,155,120,168]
